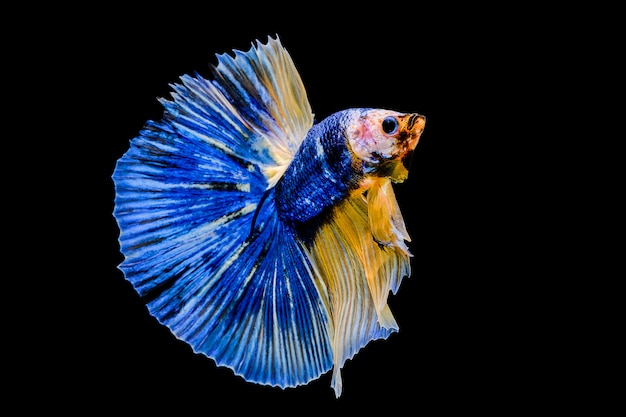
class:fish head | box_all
[345,109,426,178]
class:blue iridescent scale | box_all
[275,111,362,228]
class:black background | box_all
[27,4,598,414]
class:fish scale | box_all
[275,111,360,228]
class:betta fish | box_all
[112,35,426,397]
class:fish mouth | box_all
[406,113,426,133]
[397,113,426,155]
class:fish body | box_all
[276,109,423,228]
[113,35,425,397]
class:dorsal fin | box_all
[210,35,314,187]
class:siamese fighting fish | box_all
[112,35,426,397]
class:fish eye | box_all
[382,116,399,134]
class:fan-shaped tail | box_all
[113,36,331,388]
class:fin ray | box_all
[305,187,411,397]
[113,37,329,389]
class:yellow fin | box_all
[367,177,411,256]
[213,36,314,188]
[306,185,411,397]
[250,37,314,186]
